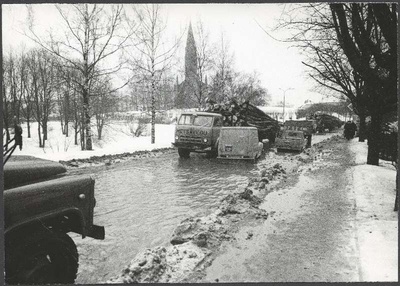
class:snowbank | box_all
[12,121,175,162]
[350,140,398,281]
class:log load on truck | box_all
[173,100,279,158]
[204,99,279,143]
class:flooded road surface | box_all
[71,152,260,283]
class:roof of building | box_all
[180,111,223,117]
[257,106,297,113]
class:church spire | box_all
[185,22,198,80]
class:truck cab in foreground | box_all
[173,112,223,158]
[4,153,105,284]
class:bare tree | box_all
[25,49,44,147]
[209,32,235,103]
[2,54,13,143]
[26,4,131,150]
[91,76,117,140]
[234,71,271,106]
[126,4,181,144]
[269,4,369,141]
[37,50,58,146]
[330,3,397,165]
[193,19,215,108]
[19,50,35,139]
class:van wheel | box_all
[178,148,190,158]
[6,230,79,284]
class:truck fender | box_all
[5,208,86,240]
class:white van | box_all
[217,127,264,161]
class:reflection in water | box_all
[73,153,258,283]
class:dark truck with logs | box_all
[3,126,104,284]
[173,100,279,158]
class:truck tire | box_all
[178,148,191,158]
[5,230,79,284]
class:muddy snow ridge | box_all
[59,147,174,168]
[106,135,341,283]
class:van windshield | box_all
[193,116,213,127]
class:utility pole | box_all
[279,88,293,122]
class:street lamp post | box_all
[279,88,293,122]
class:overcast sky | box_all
[2,3,332,108]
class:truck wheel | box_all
[6,230,79,284]
[178,148,190,158]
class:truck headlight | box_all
[203,138,208,143]
[175,135,179,140]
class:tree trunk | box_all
[151,81,156,144]
[98,124,103,140]
[65,121,69,137]
[80,109,85,150]
[74,125,79,146]
[60,112,65,135]
[83,91,92,150]
[74,107,79,146]
[43,119,48,142]
[96,115,103,140]
[358,108,367,142]
[37,122,43,148]
[395,168,398,211]
[26,117,31,138]
[366,112,382,165]
[3,99,10,144]
[64,93,70,137]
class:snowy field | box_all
[9,121,176,161]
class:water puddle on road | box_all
[71,152,261,283]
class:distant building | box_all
[175,23,207,109]
[257,106,297,122]
[297,101,353,121]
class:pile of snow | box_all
[349,140,398,281]
[108,243,206,283]
[108,185,271,283]
[10,121,175,162]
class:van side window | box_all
[214,118,222,127]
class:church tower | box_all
[185,22,198,81]
[175,22,203,108]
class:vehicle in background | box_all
[217,127,264,161]
[283,120,316,148]
[311,113,344,133]
[275,130,308,152]
[173,112,223,158]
